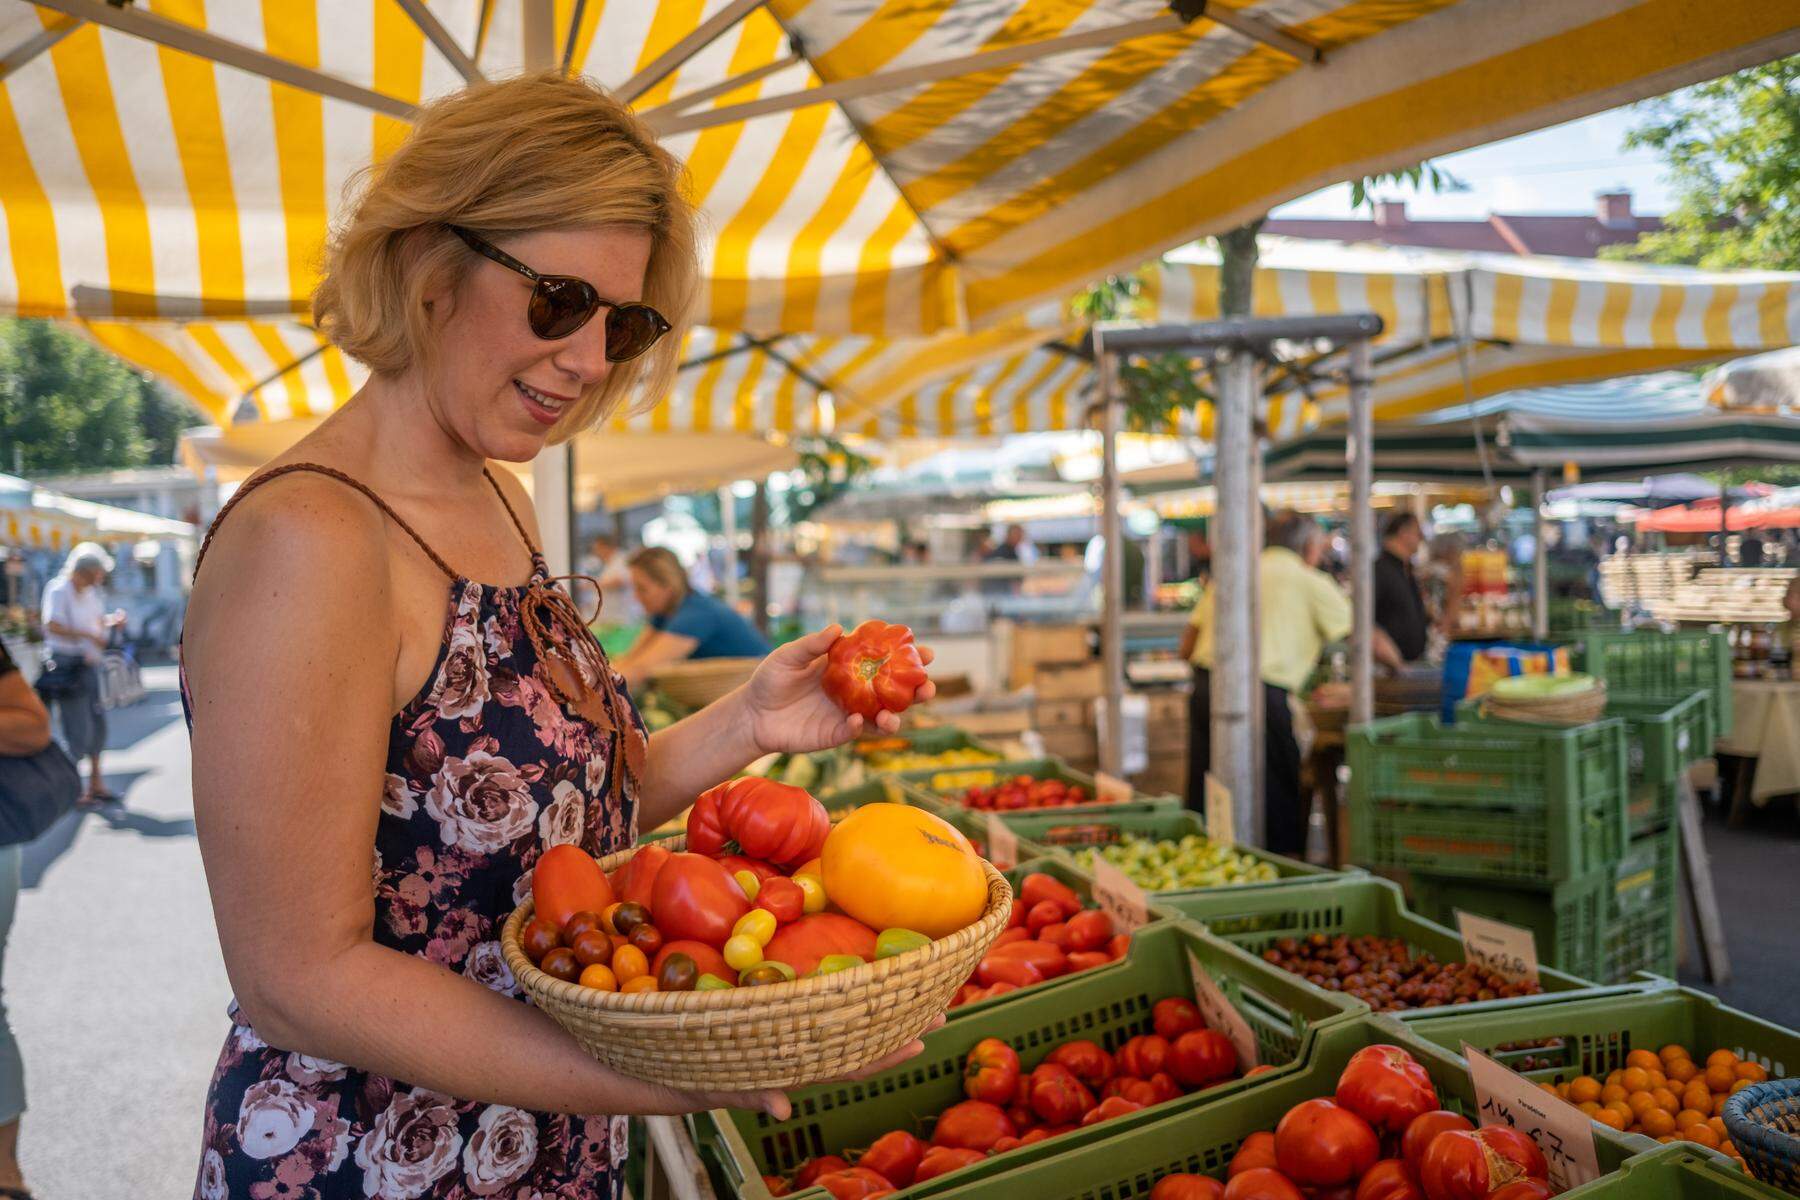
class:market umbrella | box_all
[1705,346,1800,412]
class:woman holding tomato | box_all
[181,74,933,1200]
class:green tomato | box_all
[814,954,866,976]
[695,973,735,991]
[875,929,931,960]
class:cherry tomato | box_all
[611,944,649,983]
[539,948,580,983]
[610,901,651,938]
[570,930,614,968]
[821,619,930,721]
[655,952,698,992]
[1336,1044,1439,1134]
[724,935,765,972]
[1273,1099,1379,1186]
[733,909,778,946]
[520,916,561,963]
[794,874,828,914]
[628,924,664,958]
[532,845,614,932]
[654,940,736,986]
[1401,1110,1474,1179]
[563,910,606,942]
[733,870,761,901]
[620,975,658,994]
[757,877,805,925]
[740,963,789,986]
[578,963,618,991]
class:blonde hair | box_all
[313,71,699,440]
[627,546,690,602]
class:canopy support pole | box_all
[720,485,741,606]
[1347,340,1375,727]
[1096,331,1126,778]
[1213,347,1260,841]
[1532,469,1549,639]
[617,0,765,103]
[393,0,484,82]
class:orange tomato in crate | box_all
[822,803,987,938]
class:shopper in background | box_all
[1373,512,1431,662]
[38,542,124,807]
[578,532,643,624]
[1179,511,1401,855]
[616,546,771,688]
[1423,531,1467,636]
[0,639,41,1198]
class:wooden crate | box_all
[1034,660,1104,700]
[1033,699,1091,730]
[1039,726,1099,763]
[1009,623,1094,689]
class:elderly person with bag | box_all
[37,543,125,807]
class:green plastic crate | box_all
[859,728,1007,779]
[919,1015,1644,1200]
[1573,627,1734,737]
[1163,874,1615,1018]
[1348,712,1630,884]
[1394,985,1800,1169]
[1605,827,1680,983]
[898,757,1181,821]
[688,921,1362,1200]
[1550,1146,1785,1200]
[1410,870,1610,982]
[998,807,1338,897]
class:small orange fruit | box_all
[1684,1124,1720,1150]
[1606,1070,1626,1087]
[1627,1049,1662,1072]
[1706,1049,1739,1070]
[1675,1109,1709,1130]
[1601,1084,1630,1105]
[611,944,649,983]
[1641,1109,1676,1137]
[1729,1079,1754,1096]
[1577,1101,1601,1116]
[577,963,618,991]
[1705,1064,1737,1092]
[1646,1070,1668,1091]
[1621,1067,1652,1093]
[1660,1043,1691,1063]
[1627,1091,1659,1117]
[1683,1086,1715,1116]
[1605,1101,1637,1126]
[1538,1082,1560,1097]
[1569,1077,1603,1104]
[1651,1087,1681,1113]
[1555,1083,1571,1101]
[1708,1117,1728,1139]
[620,974,658,993]
[1735,1062,1769,1083]
[1592,1108,1626,1131]
[1667,1058,1699,1084]
[1657,1135,1677,1144]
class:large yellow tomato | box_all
[821,803,988,938]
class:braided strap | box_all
[521,575,647,802]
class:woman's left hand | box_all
[738,625,935,756]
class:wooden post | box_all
[1676,774,1731,984]
[1347,339,1375,727]
[1097,330,1126,777]
[1532,469,1550,639]
[1213,347,1260,844]
[750,482,771,636]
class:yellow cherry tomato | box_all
[733,909,778,946]
[733,870,761,901]
[795,874,827,915]
[723,934,765,972]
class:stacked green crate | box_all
[896,756,1181,820]
[1571,626,1734,736]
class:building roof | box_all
[1264,193,1662,258]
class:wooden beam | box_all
[0,12,82,83]
[559,0,588,74]
[647,14,1181,136]
[642,53,800,118]
[616,0,764,104]
[521,0,555,70]
[29,0,416,118]
[1200,4,1323,64]
[393,0,483,82]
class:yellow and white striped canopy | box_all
[5,0,1795,337]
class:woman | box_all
[181,73,932,1199]
[615,546,770,689]
[38,543,124,806]
[0,640,43,1200]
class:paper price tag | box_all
[1457,912,1541,986]
[1187,949,1259,1069]
[986,812,1019,870]
[1465,1044,1601,1192]
[1094,771,1134,805]
[1204,773,1236,845]
[1089,857,1149,932]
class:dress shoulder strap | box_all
[481,467,541,558]
[194,462,459,582]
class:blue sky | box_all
[1273,105,1674,219]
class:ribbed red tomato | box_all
[822,620,930,720]
[1484,1181,1552,1200]
[1222,1167,1305,1200]
[648,853,750,946]
[531,845,613,931]
[1117,1034,1171,1078]
[1336,1045,1439,1134]
[1354,1159,1424,1200]
[1228,1131,1279,1178]
[1149,1175,1225,1200]
[1418,1127,1547,1200]
[913,1147,984,1184]
[1029,1062,1094,1125]
[931,1101,1015,1152]
[813,1166,895,1199]
[964,1038,1021,1104]
[858,1130,926,1189]
[1169,1029,1238,1089]
[1401,1111,1475,1179]
[1046,1040,1114,1088]
[793,1156,849,1188]
[687,778,830,868]
[1273,1099,1380,1187]
[1154,997,1204,1040]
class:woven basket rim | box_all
[1478,679,1609,727]
[501,833,1012,1017]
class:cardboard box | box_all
[1034,660,1104,700]
[952,708,1034,738]
[1009,623,1092,689]
[1143,691,1189,724]
[1033,699,1091,730]
[1039,726,1099,763]
[1147,721,1189,754]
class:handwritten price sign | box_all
[1089,857,1150,932]
[985,813,1019,870]
[1457,912,1541,986]
[1204,773,1236,845]
[1465,1044,1601,1192]
[1187,949,1259,1069]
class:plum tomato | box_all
[1154,997,1205,1040]
[1026,900,1065,934]
[813,1167,895,1200]
[1417,1127,1546,1200]
[538,948,580,983]
[570,930,614,969]
[821,619,930,722]
[1150,1174,1226,1200]
[1222,1168,1305,1200]
[1068,950,1114,971]
[930,1100,1015,1152]
[1336,1044,1439,1134]
[1228,1132,1279,1178]
[1401,1111,1474,1179]
[1169,1029,1238,1090]
[1019,873,1082,916]
[913,1147,984,1184]
[609,844,670,910]
[520,916,561,964]
[757,877,806,925]
[859,1129,927,1189]
[1107,933,1132,959]
[1065,909,1115,953]
[1273,1099,1379,1187]
[1039,922,1075,951]
[1354,1159,1423,1200]
[1080,1097,1144,1125]
[963,1038,1021,1105]
[532,844,614,932]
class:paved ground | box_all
[9,669,1797,1196]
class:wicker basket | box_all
[501,836,1013,1092]
[648,658,760,709]
[1475,679,1609,727]
[1725,1078,1800,1195]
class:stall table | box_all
[1717,676,1800,822]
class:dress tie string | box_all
[520,574,647,803]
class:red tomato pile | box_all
[764,1000,1247,1198]
[952,871,1129,1009]
[1149,1044,1551,1200]
[954,775,1105,811]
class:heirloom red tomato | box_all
[1417,1127,1547,1200]
[859,1130,927,1188]
[1354,1160,1424,1200]
[964,1038,1022,1104]
[821,620,930,721]
[1169,1030,1238,1089]
[1401,1111,1474,1179]
[1273,1099,1380,1187]
[914,1147,985,1184]
[649,853,751,946]
[687,777,830,868]
[1222,1168,1305,1200]
[931,1101,1015,1152]
[1117,1035,1171,1078]
[1150,1175,1226,1200]
[1337,1045,1439,1134]
[532,845,614,932]
[761,913,878,977]
[1047,1040,1113,1088]
[1029,1063,1094,1126]
[609,844,670,909]
[1229,1132,1279,1178]
[792,1156,849,1188]
[1154,997,1204,1040]
[814,1168,895,1200]
[1484,1182,1552,1200]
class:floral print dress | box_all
[184,466,642,1199]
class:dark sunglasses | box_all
[450,225,671,360]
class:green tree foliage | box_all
[1603,57,1800,271]
[0,318,204,474]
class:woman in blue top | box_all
[616,546,770,688]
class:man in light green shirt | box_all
[1178,512,1400,853]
